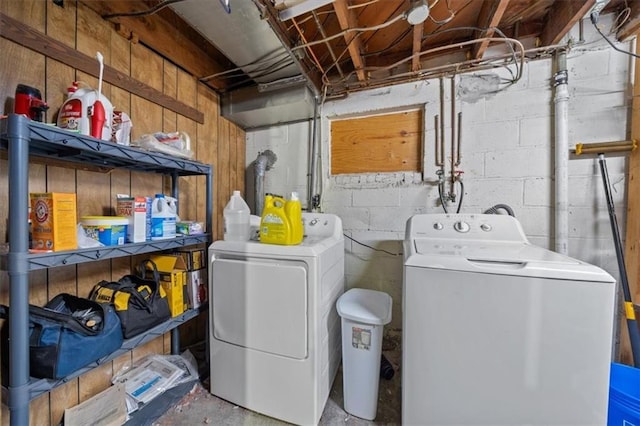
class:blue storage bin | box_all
[608,362,640,425]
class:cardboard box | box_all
[148,255,188,317]
[172,247,206,271]
[187,268,208,309]
[116,196,150,243]
[30,192,77,252]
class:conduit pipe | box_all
[554,50,569,255]
[309,95,320,211]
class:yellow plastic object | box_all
[260,194,302,245]
[285,193,303,245]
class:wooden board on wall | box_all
[331,109,423,175]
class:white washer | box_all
[403,213,616,426]
[209,212,344,425]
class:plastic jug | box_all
[285,192,303,245]
[260,193,302,245]
[57,81,113,141]
[151,194,177,240]
[223,190,250,241]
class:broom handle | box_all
[598,153,640,367]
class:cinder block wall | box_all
[246,15,631,331]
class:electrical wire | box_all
[591,14,640,59]
[200,50,291,81]
[291,12,407,52]
[343,233,402,256]
[102,0,185,19]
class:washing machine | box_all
[402,213,616,426]
[208,212,344,425]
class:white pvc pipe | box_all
[554,50,569,255]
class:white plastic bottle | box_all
[223,190,250,241]
[151,193,177,240]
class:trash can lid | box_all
[336,288,392,325]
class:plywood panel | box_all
[331,109,423,174]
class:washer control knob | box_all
[453,220,470,233]
[480,223,492,232]
[433,222,444,230]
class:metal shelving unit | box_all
[0,114,214,426]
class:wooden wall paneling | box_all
[217,118,231,240]
[78,363,112,403]
[229,124,238,194]
[0,0,45,30]
[237,126,246,202]
[196,84,219,228]
[623,42,640,365]
[130,43,166,355]
[28,394,49,426]
[161,60,178,355]
[177,68,198,225]
[50,381,78,426]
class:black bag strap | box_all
[0,303,99,336]
[136,259,160,288]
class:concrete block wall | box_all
[246,15,632,331]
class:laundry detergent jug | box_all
[57,81,113,141]
[151,194,177,240]
[260,193,302,245]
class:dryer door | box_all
[211,257,308,359]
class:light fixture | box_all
[406,0,430,25]
[279,0,335,21]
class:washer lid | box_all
[406,239,615,283]
[337,288,392,325]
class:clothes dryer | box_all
[403,213,616,425]
[209,213,344,425]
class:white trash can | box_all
[336,288,392,420]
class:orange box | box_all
[30,192,78,252]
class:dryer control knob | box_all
[480,223,492,232]
[433,222,444,230]
[453,220,470,233]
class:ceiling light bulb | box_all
[407,0,429,25]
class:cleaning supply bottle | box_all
[285,191,303,245]
[223,190,250,241]
[260,194,294,245]
[57,81,113,140]
[151,193,177,240]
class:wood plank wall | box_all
[0,1,246,424]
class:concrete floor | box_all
[153,336,402,425]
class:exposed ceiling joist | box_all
[539,0,595,46]
[412,23,424,72]
[472,0,511,59]
[333,0,366,81]
[79,0,231,91]
[617,1,640,41]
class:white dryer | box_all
[403,213,616,426]
[208,213,344,425]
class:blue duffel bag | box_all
[1,293,124,379]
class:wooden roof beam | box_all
[539,0,595,46]
[333,0,366,81]
[471,0,510,59]
[617,1,640,41]
[412,22,424,72]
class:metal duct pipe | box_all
[254,150,277,215]
[554,50,569,255]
